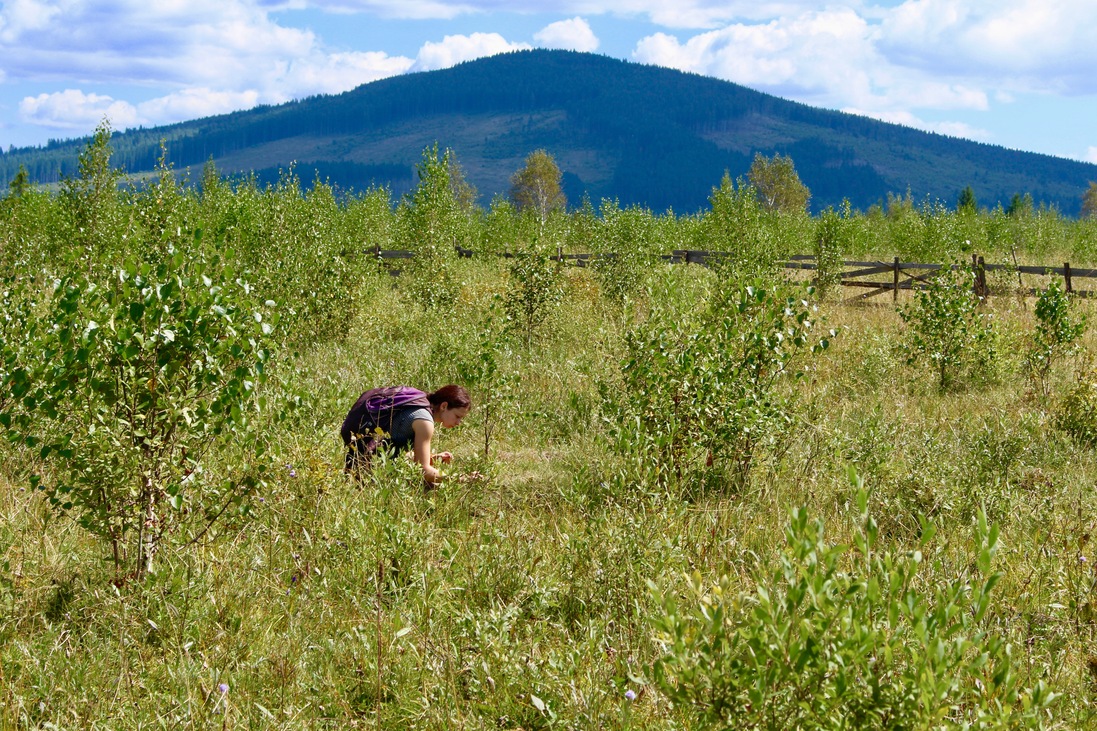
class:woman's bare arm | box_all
[412,419,444,484]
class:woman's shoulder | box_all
[410,412,435,437]
[394,406,433,430]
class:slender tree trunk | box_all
[137,476,158,579]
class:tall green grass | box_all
[3,135,1097,728]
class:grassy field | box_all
[3,135,1097,727]
[2,253,1097,729]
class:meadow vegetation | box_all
[3,132,1097,728]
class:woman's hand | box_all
[431,451,453,465]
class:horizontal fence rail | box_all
[781,254,1097,302]
[372,246,1095,299]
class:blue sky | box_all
[1,0,1095,165]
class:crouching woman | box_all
[341,384,471,485]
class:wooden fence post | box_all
[973,254,988,299]
[893,257,900,301]
[1065,262,1073,293]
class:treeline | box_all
[5,130,1097,313]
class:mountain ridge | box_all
[3,49,1095,215]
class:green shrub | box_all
[504,240,563,350]
[1055,365,1097,447]
[235,169,377,345]
[456,298,519,459]
[899,262,997,391]
[651,476,1058,730]
[0,272,42,422]
[702,173,785,284]
[1,183,63,276]
[398,145,467,310]
[127,141,196,263]
[1026,277,1086,399]
[590,200,661,309]
[614,281,831,489]
[1,243,278,579]
[813,202,848,298]
[58,120,133,269]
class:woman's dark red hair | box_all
[427,384,471,410]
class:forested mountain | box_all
[3,49,1095,214]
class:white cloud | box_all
[639,0,829,29]
[279,51,414,98]
[18,45,417,132]
[1086,147,1097,164]
[878,0,1097,93]
[412,32,530,72]
[272,0,837,28]
[632,7,994,140]
[20,89,140,130]
[281,0,471,20]
[634,12,871,103]
[3,0,1095,154]
[626,0,1097,157]
[0,0,317,88]
[135,88,263,124]
[843,107,992,141]
[932,120,992,140]
[534,17,599,52]
[2,0,420,133]
[0,0,61,43]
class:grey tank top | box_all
[387,406,433,452]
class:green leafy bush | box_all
[1026,278,1085,399]
[228,169,377,345]
[651,477,1058,730]
[127,142,196,262]
[58,120,133,268]
[899,262,997,391]
[590,200,661,309]
[813,202,848,298]
[504,247,562,350]
[398,145,467,310]
[615,282,831,489]
[701,174,784,284]
[1055,366,1097,447]
[1,244,278,579]
[456,298,519,458]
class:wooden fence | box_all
[374,246,1096,300]
[373,246,718,270]
[781,253,1097,302]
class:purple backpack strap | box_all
[363,386,430,413]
